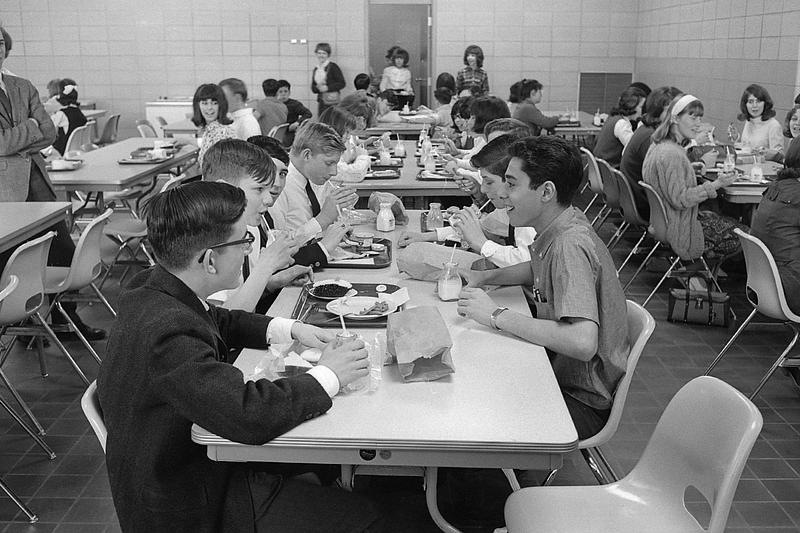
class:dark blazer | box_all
[311,62,346,98]
[0,74,57,201]
[97,265,332,533]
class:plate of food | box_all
[326,296,398,319]
[307,279,353,300]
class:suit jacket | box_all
[0,74,57,201]
[97,265,332,533]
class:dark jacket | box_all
[53,105,88,155]
[619,124,654,220]
[311,62,346,99]
[98,265,331,533]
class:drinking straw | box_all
[339,306,347,333]
[448,241,458,264]
[478,199,492,212]
[260,214,275,241]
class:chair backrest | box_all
[98,114,121,145]
[580,300,656,449]
[0,275,19,311]
[50,209,113,293]
[137,123,157,138]
[628,376,762,533]
[613,169,648,227]
[596,158,621,209]
[81,381,107,452]
[638,181,670,244]
[734,228,799,322]
[267,123,290,145]
[64,124,90,157]
[80,122,96,152]
[0,232,54,325]
[579,147,604,195]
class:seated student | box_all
[739,83,784,161]
[253,78,289,138]
[50,79,87,156]
[219,78,261,141]
[202,139,348,312]
[592,86,647,167]
[319,105,371,183]
[268,121,357,241]
[784,106,800,144]
[457,136,630,449]
[353,72,374,98]
[43,77,62,115]
[97,180,380,533]
[513,79,558,136]
[379,47,414,109]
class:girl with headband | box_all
[51,78,88,156]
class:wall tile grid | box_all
[635,0,800,135]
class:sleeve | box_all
[653,147,717,209]
[549,237,600,325]
[326,63,346,92]
[482,71,489,95]
[311,67,320,94]
[243,115,262,140]
[295,100,313,123]
[209,305,271,349]
[291,242,328,268]
[614,117,634,147]
[455,68,465,94]
[479,240,532,268]
[265,317,296,344]
[0,87,49,156]
[306,366,340,397]
[769,119,785,152]
[380,67,389,92]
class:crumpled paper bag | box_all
[397,242,481,281]
[368,191,408,225]
[386,306,454,382]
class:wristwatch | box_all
[490,307,509,331]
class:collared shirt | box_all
[528,207,629,410]
[253,97,288,136]
[229,108,261,140]
[456,66,489,96]
[268,162,330,241]
[751,177,800,277]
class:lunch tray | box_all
[369,159,404,170]
[557,120,581,127]
[327,237,393,269]
[416,169,450,181]
[364,170,401,180]
[290,282,403,328]
[118,155,174,165]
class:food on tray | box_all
[310,279,352,298]
[358,300,390,315]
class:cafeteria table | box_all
[83,109,107,121]
[0,202,71,254]
[161,118,198,137]
[191,212,578,533]
[364,121,428,139]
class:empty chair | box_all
[613,169,654,276]
[504,376,763,533]
[63,124,91,158]
[136,119,158,138]
[95,113,121,146]
[267,123,290,146]
[81,381,107,452]
[705,229,800,398]
[579,147,605,221]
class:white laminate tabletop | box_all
[162,118,199,135]
[0,202,71,253]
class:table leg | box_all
[424,467,462,533]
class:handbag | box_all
[321,91,340,105]
[667,274,730,327]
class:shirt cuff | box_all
[435,226,456,240]
[317,242,331,260]
[307,365,341,398]
[480,240,502,258]
[308,218,324,237]
[266,317,297,345]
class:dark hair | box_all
[508,81,522,104]
[463,44,484,68]
[777,136,800,180]
[56,78,79,106]
[433,87,453,106]
[784,107,800,138]
[450,96,474,132]
[385,45,400,62]
[738,84,776,122]
[470,96,510,135]
[247,135,290,165]
[641,86,683,128]
[519,79,544,100]
[471,132,528,176]
[629,82,652,96]
[319,106,358,138]
[219,77,248,101]
[315,42,332,56]
[483,118,533,139]
[339,93,375,128]
[262,78,280,97]
[0,27,11,59]
[795,93,800,106]
[354,73,371,90]
[391,47,410,67]
[610,87,646,117]
[191,83,233,127]
[291,121,346,156]
[277,79,291,90]
[508,136,583,206]
[201,138,276,185]
[436,72,456,92]
[145,181,246,270]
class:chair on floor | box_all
[613,169,654,276]
[155,116,173,138]
[579,148,606,222]
[81,381,107,453]
[94,113,121,146]
[136,119,158,138]
[267,123,290,146]
[63,124,91,158]
[503,300,655,490]
[705,229,800,399]
[503,376,763,533]
[596,158,625,245]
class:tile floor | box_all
[0,210,799,532]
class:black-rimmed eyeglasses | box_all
[198,230,255,263]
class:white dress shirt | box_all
[230,108,262,141]
[268,162,332,242]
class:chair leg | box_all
[582,193,598,215]
[705,308,757,375]
[0,477,39,523]
[590,204,608,227]
[541,468,560,486]
[581,447,618,485]
[501,468,521,491]
[0,367,46,436]
[55,302,102,365]
[750,325,800,399]
[623,241,660,291]
[606,222,629,251]
[33,313,90,386]
[0,393,55,460]
[642,256,681,307]
[423,468,460,533]
[89,283,117,318]
[593,207,612,232]
[617,231,647,276]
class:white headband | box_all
[62,84,76,95]
[671,94,697,118]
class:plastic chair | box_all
[705,229,800,398]
[613,169,655,276]
[579,147,606,222]
[81,381,107,452]
[504,376,763,533]
[136,119,158,138]
[596,158,624,244]
[267,122,290,145]
[63,124,91,158]
[95,113,121,146]
[155,116,173,138]
[503,301,655,489]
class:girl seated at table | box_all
[513,79,559,136]
[51,79,88,156]
[784,106,800,144]
[191,83,236,167]
[593,86,647,167]
[739,84,784,161]
[379,47,414,109]
[642,94,745,261]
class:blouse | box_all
[742,117,784,153]
[380,66,413,93]
[198,121,237,167]
[456,66,489,96]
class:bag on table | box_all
[397,242,481,281]
[386,306,454,382]
[667,274,730,327]
[367,192,408,225]
[321,91,340,105]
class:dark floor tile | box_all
[52,455,103,477]
[747,459,799,480]
[735,502,795,527]
[3,523,58,533]
[53,524,107,533]
[734,479,775,502]
[2,475,49,498]
[769,440,800,459]
[33,476,91,499]
[103,523,121,533]
[79,474,111,499]
[61,499,116,524]
[759,423,800,441]
[13,499,75,524]
[762,479,800,502]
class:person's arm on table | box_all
[463,261,534,287]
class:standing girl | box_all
[456,45,489,97]
[311,42,346,117]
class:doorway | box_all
[368,2,431,107]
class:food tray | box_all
[364,169,401,180]
[118,155,174,165]
[416,169,451,181]
[557,121,581,127]
[327,237,392,269]
[290,282,403,328]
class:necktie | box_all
[242,256,250,281]
[305,180,321,217]
[504,223,516,246]
[0,86,12,119]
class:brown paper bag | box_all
[397,242,481,281]
[386,306,454,382]
[368,192,408,225]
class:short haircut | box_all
[145,181,246,270]
[652,95,704,144]
[470,96,510,135]
[779,137,800,180]
[354,73,371,90]
[277,79,291,91]
[46,78,61,98]
[318,106,358,138]
[262,78,280,97]
[471,132,528,176]
[610,86,647,117]
[738,83,777,121]
[433,87,453,106]
[219,77,247,101]
[201,138,276,186]
[315,42,332,55]
[483,118,533,139]
[0,27,11,59]
[784,107,799,138]
[436,72,456,92]
[463,44,484,68]
[508,81,522,104]
[247,135,290,165]
[451,96,474,132]
[629,81,652,96]
[290,121,345,156]
[339,93,375,127]
[508,136,583,206]
[392,47,410,67]
[519,79,543,99]
[57,78,79,106]
[640,86,683,128]
[191,83,233,127]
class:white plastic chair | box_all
[613,169,654,276]
[504,376,763,533]
[579,147,605,221]
[267,122,290,145]
[705,229,800,398]
[63,124,91,158]
[81,381,107,452]
[94,113,121,146]
[136,120,158,138]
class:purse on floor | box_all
[667,274,730,327]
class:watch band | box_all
[490,307,509,331]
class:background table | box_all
[0,202,71,254]
[161,118,198,137]
[83,109,107,121]
[364,121,428,139]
